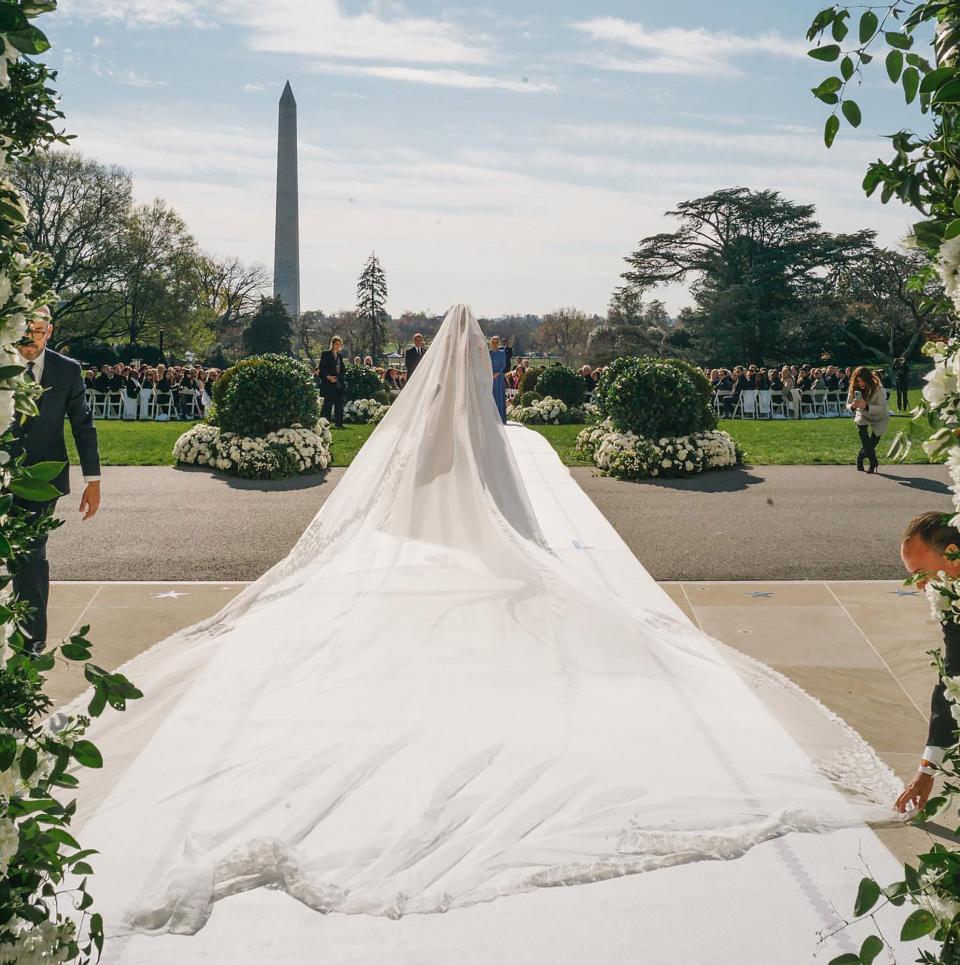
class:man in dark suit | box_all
[319,336,346,429]
[893,357,910,411]
[10,306,101,652]
[502,337,513,373]
[896,512,960,813]
[404,333,426,381]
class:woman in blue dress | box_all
[489,335,507,424]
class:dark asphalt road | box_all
[47,463,952,582]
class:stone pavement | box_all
[47,463,952,582]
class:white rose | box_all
[661,459,672,469]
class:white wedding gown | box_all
[67,305,899,951]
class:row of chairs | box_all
[715,388,892,420]
[87,389,203,421]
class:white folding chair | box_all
[106,391,124,420]
[154,394,177,421]
[179,391,199,420]
[122,393,139,420]
[769,391,788,419]
[90,391,108,420]
[756,390,772,419]
[740,390,758,419]
[139,388,156,421]
[799,391,818,418]
[812,389,828,417]
[824,391,841,417]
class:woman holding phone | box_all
[847,365,890,473]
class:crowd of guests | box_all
[83,362,221,420]
[705,360,911,417]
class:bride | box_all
[69,304,898,942]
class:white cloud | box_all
[308,63,555,93]
[243,81,279,93]
[63,0,489,65]
[572,18,802,77]
[91,61,168,87]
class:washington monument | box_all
[273,80,300,320]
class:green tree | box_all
[12,151,132,345]
[242,296,294,356]
[621,187,874,364]
[356,252,389,363]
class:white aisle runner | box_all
[103,427,912,964]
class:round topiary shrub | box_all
[211,354,319,437]
[535,365,584,406]
[518,390,543,407]
[342,365,383,402]
[594,356,716,439]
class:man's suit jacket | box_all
[929,620,960,751]
[12,349,100,501]
[405,345,426,379]
[503,345,513,372]
[318,350,345,398]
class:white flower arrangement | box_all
[174,420,333,478]
[509,396,584,425]
[343,398,389,424]
[576,419,741,480]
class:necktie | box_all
[25,362,35,383]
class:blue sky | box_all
[47,0,921,317]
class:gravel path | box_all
[47,462,951,582]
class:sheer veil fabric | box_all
[66,304,900,938]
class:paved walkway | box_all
[48,463,951,582]
[45,578,938,864]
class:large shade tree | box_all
[620,187,875,364]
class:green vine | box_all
[0,2,140,962]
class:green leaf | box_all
[900,908,937,940]
[860,935,884,965]
[920,65,955,94]
[25,460,66,483]
[8,477,61,502]
[854,877,881,916]
[0,5,29,31]
[0,364,25,380]
[840,56,855,80]
[859,10,879,43]
[886,49,904,82]
[809,45,841,62]
[827,955,860,965]
[19,745,37,781]
[46,827,81,849]
[825,114,840,148]
[0,732,16,771]
[842,100,862,127]
[71,740,103,769]
[886,31,913,51]
[933,77,960,103]
[903,67,920,103]
[945,220,960,241]
[59,642,91,661]
[31,652,54,672]
[5,25,50,54]
[832,13,849,42]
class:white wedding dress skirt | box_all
[66,305,899,940]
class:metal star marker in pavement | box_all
[747,592,774,598]
[893,589,920,597]
[151,591,190,600]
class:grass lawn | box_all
[69,387,936,470]
[67,421,377,469]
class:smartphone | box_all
[853,390,862,401]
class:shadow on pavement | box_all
[636,466,765,493]
[879,472,952,495]
[174,464,334,493]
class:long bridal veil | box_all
[68,304,899,938]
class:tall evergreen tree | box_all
[242,296,293,356]
[356,252,389,363]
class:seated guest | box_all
[716,369,734,392]
[384,367,402,390]
[93,364,113,393]
[769,370,783,392]
[823,366,839,391]
[155,368,177,412]
[579,365,594,392]
[122,366,140,397]
[796,368,812,392]
[363,356,374,368]
[84,369,96,394]
[810,368,826,391]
